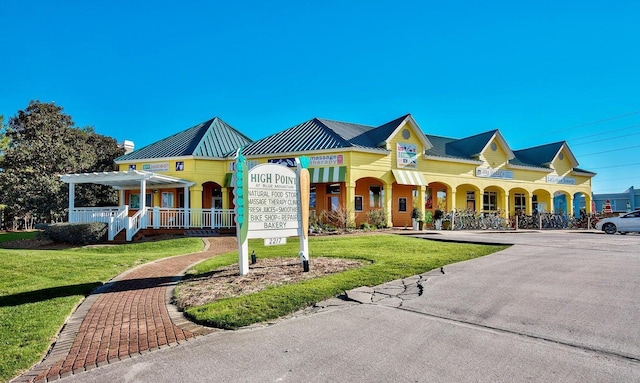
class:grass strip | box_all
[0,231,38,243]
[183,234,507,329]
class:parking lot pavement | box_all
[58,231,640,383]
[405,230,640,361]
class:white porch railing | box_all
[127,208,147,241]
[70,207,236,241]
[70,206,129,241]
[146,207,235,229]
[109,207,129,241]
[69,206,121,224]
[196,208,236,229]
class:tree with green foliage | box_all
[0,101,124,228]
[0,115,8,156]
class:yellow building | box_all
[239,114,594,227]
[62,113,595,239]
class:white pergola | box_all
[60,170,195,212]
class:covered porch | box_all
[60,170,236,241]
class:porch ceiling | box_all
[60,170,195,189]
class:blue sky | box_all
[1,0,639,194]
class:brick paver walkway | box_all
[15,237,237,383]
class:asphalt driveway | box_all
[59,231,640,383]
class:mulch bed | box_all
[174,256,363,309]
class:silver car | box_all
[596,210,640,234]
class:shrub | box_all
[360,222,373,230]
[34,223,53,232]
[327,206,354,230]
[41,222,108,245]
[424,210,433,224]
[366,209,388,228]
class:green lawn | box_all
[0,236,204,383]
[0,231,39,243]
[182,234,507,330]
[0,232,507,382]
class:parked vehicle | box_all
[595,210,640,234]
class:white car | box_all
[596,210,640,234]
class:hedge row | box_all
[39,222,108,245]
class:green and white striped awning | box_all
[308,166,347,183]
[392,169,427,186]
[223,173,233,187]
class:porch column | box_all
[68,182,75,222]
[568,195,574,217]
[222,188,229,209]
[449,187,457,212]
[528,195,534,215]
[119,189,125,207]
[503,192,510,220]
[140,179,147,228]
[418,185,426,219]
[184,185,190,229]
[385,182,393,228]
[345,182,356,227]
[190,185,202,228]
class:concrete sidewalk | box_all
[15,230,640,383]
[14,237,237,383]
[55,230,640,383]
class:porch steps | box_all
[185,229,220,237]
[110,230,143,243]
[184,228,236,237]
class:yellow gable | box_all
[388,121,427,170]
[551,147,573,175]
[479,138,509,168]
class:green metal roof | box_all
[113,113,593,176]
[426,133,587,171]
[115,117,252,161]
[447,130,499,157]
[241,117,398,156]
[512,142,566,167]
[424,134,475,161]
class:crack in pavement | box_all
[344,269,440,307]
[341,268,640,365]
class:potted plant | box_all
[424,210,433,229]
[433,209,444,230]
[411,207,420,230]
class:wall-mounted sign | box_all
[142,163,169,172]
[228,160,257,172]
[397,143,417,169]
[309,154,344,166]
[268,158,296,167]
[475,168,514,179]
[546,175,576,185]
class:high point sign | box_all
[233,151,310,275]
[247,166,300,237]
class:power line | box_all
[576,144,640,157]
[571,129,640,146]
[588,162,640,170]
[520,109,640,141]
[564,110,640,131]
[570,123,640,144]
[594,176,640,182]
